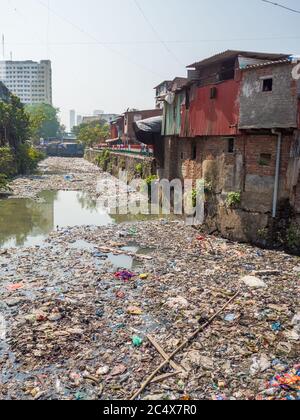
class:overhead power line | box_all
[35,0,165,78]
[4,34,300,46]
[133,0,184,67]
[261,0,300,14]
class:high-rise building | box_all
[77,115,83,126]
[0,60,52,105]
[70,110,76,131]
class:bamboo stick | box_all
[147,335,184,373]
[130,291,239,400]
[150,371,181,384]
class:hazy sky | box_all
[1,0,300,129]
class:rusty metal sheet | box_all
[181,80,240,137]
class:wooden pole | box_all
[130,291,239,400]
[147,335,184,373]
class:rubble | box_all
[0,158,299,400]
[0,217,298,400]
[242,276,267,289]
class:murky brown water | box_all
[0,190,159,249]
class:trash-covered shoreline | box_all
[0,158,299,400]
[9,157,102,200]
[0,219,299,400]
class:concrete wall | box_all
[240,63,299,129]
[85,149,156,181]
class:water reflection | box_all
[0,190,163,249]
[0,191,112,248]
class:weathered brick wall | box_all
[295,180,300,213]
[162,134,297,243]
[240,63,298,129]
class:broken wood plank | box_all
[147,335,184,373]
[130,291,240,400]
[150,371,181,384]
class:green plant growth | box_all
[135,163,143,177]
[191,188,198,208]
[287,223,300,252]
[26,103,61,143]
[73,120,110,147]
[226,192,241,208]
[96,150,111,171]
[145,175,158,186]
[119,158,126,171]
[198,178,213,194]
[0,147,16,177]
[142,175,158,196]
[16,144,45,174]
[0,174,11,192]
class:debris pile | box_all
[0,219,299,400]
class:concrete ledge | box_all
[84,149,156,181]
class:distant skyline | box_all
[1,0,300,127]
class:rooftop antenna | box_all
[10,51,13,61]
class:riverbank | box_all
[0,158,299,400]
[9,157,104,200]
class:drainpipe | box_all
[272,130,282,218]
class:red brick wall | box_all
[164,134,293,191]
[295,179,300,213]
[243,135,292,178]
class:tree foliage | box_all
[0,94,30,150]
[26,103,61,142]
[0,93,45,178]
[73,120,110,147]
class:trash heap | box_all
[9,157,144,205]
[0,219,299,400]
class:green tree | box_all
[26,103,61,142]
[74,120,110,147]
[0,94,30,150]
[0,93,44,177]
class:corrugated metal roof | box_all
[242,58,291,70]
[187,50,289,69]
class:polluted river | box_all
[0,157,299,401]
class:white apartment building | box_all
[0,60,52,105]
[70,109,76,131]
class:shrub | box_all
[142,175,158,196]
[226,192,241,208]
[96,150,110,171]
[16,144,45,174]
[287,223,300,252]
[0,174,11,192]
[0,147,16,177]
[135,163,143,177]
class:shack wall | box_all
[239,63,299,129]
[181,80,240,137]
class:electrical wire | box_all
[261,0,300,14]
[35,0,165,78]
[3,34,300,46]
[133,0,184,67]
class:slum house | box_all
[158,50,300,244]
[107,115,125,146]
[154,80,173,109]
[107,109,163,146]
[123,109,163,145]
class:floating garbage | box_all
[0,156,298,401]
[114,271,136,281]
